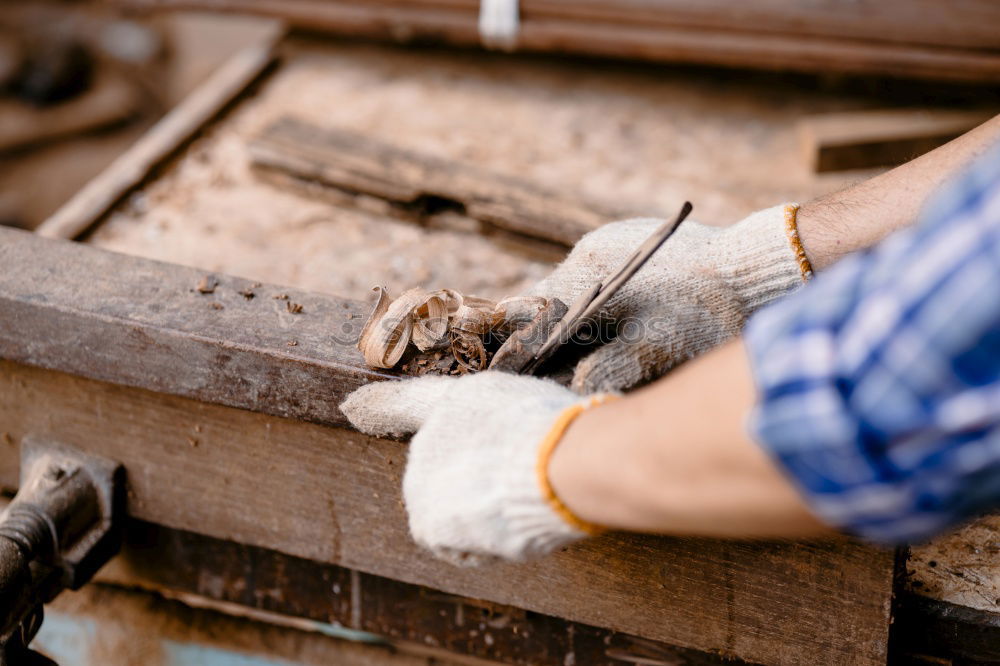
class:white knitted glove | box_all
[526,204,811,393]
[340,372,613,566]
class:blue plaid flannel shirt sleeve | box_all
[745,146,1000,544]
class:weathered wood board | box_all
[799,108,996,172]
[92,519,756,666]
[0,226,386,427]
[249,116,620,247]
[0,228,895,665]
[0,360,893,665]
[120,0,1000,82]
[43,583,477,666]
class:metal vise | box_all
[0,438,122,665]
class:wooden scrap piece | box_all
[800,109,996,173]
[248,116,620,247]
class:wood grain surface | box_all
[250,116,616,247]
[0,360,894,665]
[0,227,392,427]
[90,520,751,666]
[119,0,1000,82]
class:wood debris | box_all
[287,301,304,314]
[400,350,463,377]
[239,288,256,300]
[195,275,218,294]
[357,286,546,372]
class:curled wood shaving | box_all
[357,286,546,370]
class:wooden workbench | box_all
[3,30,996,666]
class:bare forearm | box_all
[549,339,827,537]
[798,114,1000,270]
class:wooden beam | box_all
[255,0,1000,51]
[799,109,996,173]
[118,0,1000,83]
[0,229,894,663]
[0,227,389,427]
[249,117,617,247]
[47,583,480,666]
[890,592,1000,663]
[92,519,745,666]
[0,360,893,665]
[34,37,280,241]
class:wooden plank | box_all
[0,227,391,427]
[799,109,996,173]
[249,117,617,247]
[118,0,1000,83]
[906,516,1000,615]
[0,229,894,662]
[0,73,141,154]
[0,360,893,665]
[92,519,747,666]
[121,0,1000,50]
[45,583,477,666]
[890,592,1000,663]
[34,37,280,240]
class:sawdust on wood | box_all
[907,516,1000,613]
[87,39,871,303]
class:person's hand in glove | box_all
[524,204,813,393]
[341,343,824,565]
[340,119,1000,565]
[341,371,617,565]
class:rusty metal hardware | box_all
[0,437,123,666]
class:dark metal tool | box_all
[0,438,123,666]
[490,201,693,376]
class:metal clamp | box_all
[0,437,123,666]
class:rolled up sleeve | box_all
[745,147,1000,543]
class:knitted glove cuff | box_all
[477,391,619,561]
[534,394,619,536]
[717,203,813,315]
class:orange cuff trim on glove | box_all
[783,203,814,281]
[535,394,618,535]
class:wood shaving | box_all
[357,286,546,371]
[287,301,303,314]
[195,275,218,294]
